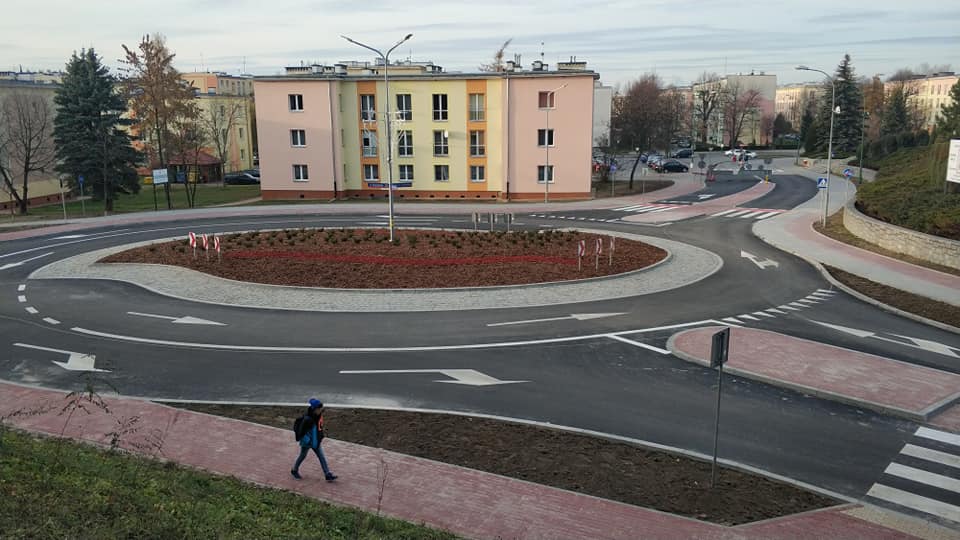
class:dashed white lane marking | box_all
[25,307,38,314]
[865,484,960,523]
[42,317,60,325]
[901,444,960,469]
[917,427,960,447]
[606,334,671,354]
[17,295,26,303]
[17,284,26,292]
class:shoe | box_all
[291,470,302,480]
[325,473,338,482]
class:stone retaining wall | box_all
[843,200,960,270]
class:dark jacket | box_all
[298,407,324,449]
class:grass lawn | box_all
[5,184,261,221]
[0,428,455,540]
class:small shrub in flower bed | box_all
[101,229,667,289]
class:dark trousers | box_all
[293,445,331,476]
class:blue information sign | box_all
[817,177,828,189]
[77,174,84,186]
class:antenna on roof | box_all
[242,56,246,75]
[540,42,545,62]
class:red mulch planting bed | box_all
[102,228,667,288]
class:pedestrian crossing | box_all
[865,426,960,526]
[709,208,785,220]
[612,203,687,214]
[717,289,837,326]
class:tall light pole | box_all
[797,65,836,227]
[543,83,567,204]
[342,33,413,242]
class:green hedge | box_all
[856,143,960,240]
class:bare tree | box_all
[169,102,204,208]
[479,39,513,72]
[199,100,242,180]
[693,72,723,145]
[0,92,57,214]
[723,83,763,147]
[659,87,690,145]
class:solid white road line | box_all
[752,311,776,318]
[884,463,960,493]
[606,335,671,354]
[25,307,38,314]
[917,427,960,448]
[901,444,960,469]
[711,209,739,217]
[866,484,960,522]
[17,284,25,292]
[42,317,60,325]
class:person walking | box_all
[291,398,338,481]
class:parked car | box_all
[658,160,689,173]
[224,170,261,185]
[670,148,694,158]
[647,155,664,169]
[723,148,757,159]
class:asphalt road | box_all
[1,188,957,508]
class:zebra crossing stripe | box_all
[738,314,760,321]
[766,308,788,314]
[725,210,754,218]
[738,211,767,219]
[900,444,960,469]
[796,299,819,304]
[866,484,960,523]
[615,204,656,212]
[884,463,960,493]
[752,311,776,318]
[816,289,836,295]
[721,317,743,325]
[646,207,676,214]
[916,427,960,447]
[711,209,739,217]
[753,211,782,219]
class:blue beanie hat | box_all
[308,398,322,408]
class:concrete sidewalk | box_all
[1,380,930,540]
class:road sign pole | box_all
[712,361,724,487]
[709,327,730,488]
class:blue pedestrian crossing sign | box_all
[842,168,853,178]
[817,177,828,189]
[609,163,617,172]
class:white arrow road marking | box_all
[740,250,779,269]
[13,343,109,372]
[127,311,226,326]
[812,321,960,358]
[339,369,527,386]
[0,252,54,271]
[487,312,627,327]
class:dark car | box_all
[224,170,260,185]
[658,160,689,173]
[670,148,694,158]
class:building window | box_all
[432,93,448,121]
[361,94,376,121]
[433,130,449,156]
[470,165,485,183]
[538,91,555,109]
[291,129,306,147]
[469,93,485,122]
[398,130,413,156]
[220,105,225,115]
[470,130,485,157]
[362,130,378,157]
[240,149,245,160]
[239,127,244,139]
[397,94,412,121]
[363,164,379,181]
[537,129,555,147]
[537,165,554,183]
[399,164,414,181]
[434,165,450,182]
[289,94,303,111]
[293,164,309,181]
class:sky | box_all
[2,0,958,88]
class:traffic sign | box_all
[710,327,730,368]
[152,168,169,185]
[817,177,828,189]
[843,168,853,178]
[77,174,84,186]
[697,160,706,169]
[609,163,617,172]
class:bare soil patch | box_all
[102,228,667,288]
[175,404,838,526]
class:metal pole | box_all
[80,183,85,217]
[824,80,836,227]
[858,111,867,184]
[59,179,67,221]
[711,362,723,487]
[544,104,550,204]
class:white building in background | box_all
[593,80,613,148]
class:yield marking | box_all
[796,299,818,305]
[721,317,743,325]
[765,308,788,315]
[339,369,526,387]
[816,289,836,295]
[13,343,108,372]
[740,250,779,269]
[812,321,960,359]
[0,252,54,271]
[127,311,226,326]
[901,444,960,469]
[488,313,626,327]
[606,335,670,354]
[777,305,800,311]
[916,427,960,447]
[737,314,760,321]
[753,311,776,318]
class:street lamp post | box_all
[796,65,836,227]
[342,33,413,242]
[543,83,567,204]
[858,111,869,184]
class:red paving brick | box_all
[930,403,960,434]
[0,381,918,539]
[669,326,960,421]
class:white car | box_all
[724,149,757,159]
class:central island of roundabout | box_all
[16,224,900,534]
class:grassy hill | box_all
[856,142,960,240]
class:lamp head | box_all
[796,65,809,71]
[404,33,413,41]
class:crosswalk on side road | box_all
[865,426,960,527]
[709,208,784,220]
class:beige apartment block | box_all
[775,83,824,128]
[885,72,959,131]
[692,73,776,147]
[182,72,257,173]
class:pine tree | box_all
[813,55,863,155]
[54,49,141,212]
[881,84,910,137]
[935,79,960,140]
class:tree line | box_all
[0,33,244,214]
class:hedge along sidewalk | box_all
[0,381,921,540]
